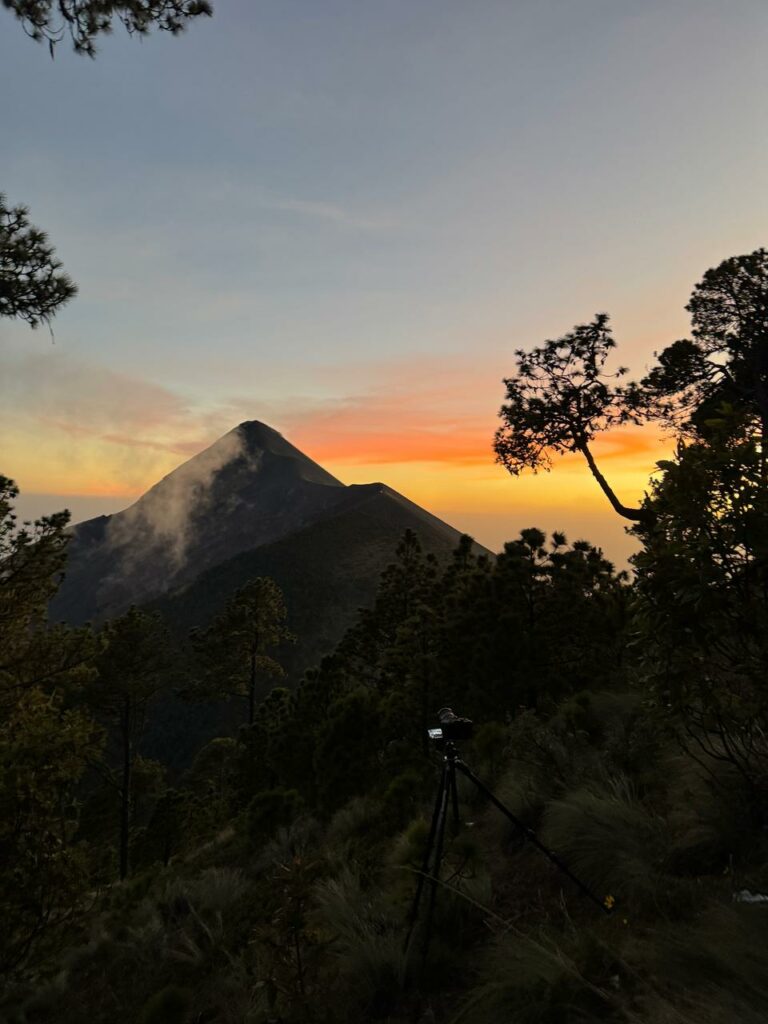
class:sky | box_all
[3,0,768,566]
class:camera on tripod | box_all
[427,707,474,744]
[408,706,614,962]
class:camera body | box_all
[428,707,474,744]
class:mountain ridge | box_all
[52,421,490,626]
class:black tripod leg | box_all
[422,771,450,960]
[448,759,460,836]
[454,759,611,914]
[405,761,447,949]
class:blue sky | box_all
[3,0,768,563]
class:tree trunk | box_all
[756,336,768,483]
[248,651,256,727]
[119,697,131,881]
[577,440,648,523]
[420,656,430,757]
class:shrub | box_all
[245,788,303,843]
[138,985,192,1024]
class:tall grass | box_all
[314,867,408,1015]
[452,925,623,1024]
[645,904,768,1022]
[540,777,664,909]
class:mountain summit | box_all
[53,421,484,625]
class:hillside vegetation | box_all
[2,250,768,1022]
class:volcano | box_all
[52,421,488,629]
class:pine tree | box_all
[4,0,212,56]
[88,607,173,880]
[0,195,76,328]
[189,578,293,727]
[631,428,768,816]
[0,478,102,976]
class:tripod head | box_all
[427,707,474,747]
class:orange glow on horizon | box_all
[9,419,671,568]
[12,422,669,511]
[6,345,671,566]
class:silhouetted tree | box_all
[89,607,172,879]
[0,478,102,976]
[635,249,768,473]
[498,250,768,814]
[438,528,625,715]
[0,195,76,328]
[494,315,646,522]
[189,578,293,726]
[339,529,439,687]
[497,250,768,522]
[3,0,212,56]
[632,426,768,816]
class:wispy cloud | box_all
[261,196,391,231]
[2,351,219,494]
[2,348,666,504]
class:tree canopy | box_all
[495,248,768,519]
[0,478,102,976]
[0,195,77,328]
[494,314,645,521]
[190,578,293,726]
[3,0,212,56]
[88,606,173,879]
[639,249,768,456]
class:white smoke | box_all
[104,427,253,582]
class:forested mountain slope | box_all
[145,482,488,768]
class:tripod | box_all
[405,738,613,959]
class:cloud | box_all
[2,348,665,509]
[98,433,205,455]
[286,401,494,466]
[2,351,192,436]
[104,427,250,575]
[589,425,667,464]
[1,351,219,494]
[261,196,390,231]
[276,361,665,472]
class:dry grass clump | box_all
[540,777,664,909]
[314,867,408,1015]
